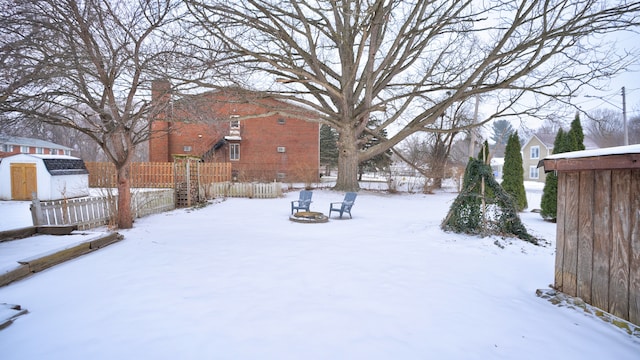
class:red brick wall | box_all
[148,90,319,182]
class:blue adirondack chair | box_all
[329,192,357,219]
[291,190,313,214]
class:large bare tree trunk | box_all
[116,164,133,229]
[334,128,360,191]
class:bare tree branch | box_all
[186,0,640,190]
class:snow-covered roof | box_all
[544,144,640,160]
[490,157,504,166]
[0,135,72,151]
[540,144,640,172]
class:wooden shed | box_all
[0,154,89,201]
[540,144,640,326]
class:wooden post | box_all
[30,192,43,226]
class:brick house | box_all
[0,135,72,158]
[149,81,320,183]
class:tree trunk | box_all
[334,129,360,191]
[116,163,133,229]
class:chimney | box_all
[152,79,171,104]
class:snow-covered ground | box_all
[0,184,638,359]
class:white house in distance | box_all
[0,154,89,201]
[521,134,556,183]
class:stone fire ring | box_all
[289,211,329,223]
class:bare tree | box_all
[584,108,625,147]
[186,0,640,191]
[0,0,207,228]
[397,101,473,189]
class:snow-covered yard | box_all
[0,185,638,359]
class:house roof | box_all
[170,87,320,120]
[0,135,72,151]
[531,133,556,148]
[41,157,89,175]
[523,133,599,151]
[540,144,640,172]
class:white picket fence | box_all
[30,189,175,230]
[206,181,282,199]
[30,182,281,230]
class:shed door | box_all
[10,163,37,200]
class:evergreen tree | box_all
[540,129,568,221]
[567,113,586,151]
[442,157,537,244]
[477,140,490,163]
[502,132,527,211]
[320,124,339,176]
[490,120,514,148]
[358,120,392,180]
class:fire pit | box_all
[289,211,329,223]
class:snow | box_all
[543,144,640,159]
[1,185,639,359]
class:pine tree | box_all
[490,119,514,154]
[540,129,568,221]
[502,132,527,211]
[320,124,339,176]
[567,113,586,151]
[442,157,536,244]
[358,120,392,180]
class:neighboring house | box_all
[490,157,504,179]
[522,134,555,182]
[0,135,72,158]
[522,133,598,182]
[148,81,320,183]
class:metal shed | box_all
[540,144,640,326]
[0,154,89,201]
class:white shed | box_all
[0,154,89,201]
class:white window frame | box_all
[183,145,192,152]
[36,147,44,154]
[530,145,540,159]
[230,143,240,161]
[230,115,240,129]
[20,146,29,153]
[64,150,71,156]
[529,166,539,179]
[1,144,12,152]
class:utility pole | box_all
[622,86,628,146]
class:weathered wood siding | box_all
[555,169,640,325]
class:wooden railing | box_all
[206,182,283,199]
[30,189,175,230]
[85,162,232,188]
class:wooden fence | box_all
[30,189,175,230]
[206,182,282,199]
[85,162,231,188]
